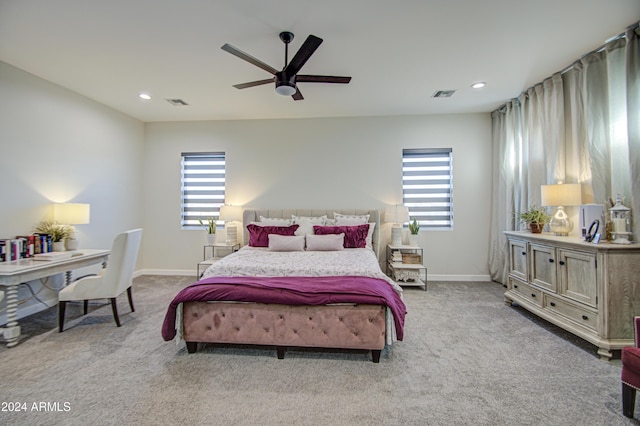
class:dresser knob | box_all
[548,259,554,263]
[531,293,536,298]
[522,251,526,255]
[513,284,518,288]
[550,302,556,307]
[559,261,566,266]
[582,315,588,321]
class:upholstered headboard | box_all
[242,209,381,260]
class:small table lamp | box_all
[541,183,582,236]
[53,203,91,250]
[219,205,242,245]
[385,205,409,246]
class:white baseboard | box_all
[427,274,491,282]
[137,269,196,277]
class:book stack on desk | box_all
[32,251,74,261]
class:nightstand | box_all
[386,244,427,290]
[197,242,240,278]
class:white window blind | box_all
[181,152,226,228]
[402,148,453,229]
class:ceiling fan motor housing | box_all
[275,71,296,96]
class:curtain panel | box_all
[489,22,639,284]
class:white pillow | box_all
[260,216,293,226]
[305,233,345,251]
[323,218,337,225]
[292,215,326,236]
[365,222,376,250]
[268,234,305,252]
[334,212,370,225]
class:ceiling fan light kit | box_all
[221,31,351,100]
[275,71,296,96]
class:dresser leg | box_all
[597,347,613,361]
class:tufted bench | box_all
[183,301,387,362]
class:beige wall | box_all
[0,61,144,320]
[0,58,493,322]
[143,113,492,280]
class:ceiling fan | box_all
[221,31,351,101]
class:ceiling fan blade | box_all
[296,75,351,84]
[233,79,274,89]
[284,35,323,76]
[292,87,304,101]
[221,43,278,75]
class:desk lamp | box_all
[53,203,90,250]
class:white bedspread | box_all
[202,246,403,295]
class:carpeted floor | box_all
[0,276,636,426]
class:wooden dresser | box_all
[504,231,640,360]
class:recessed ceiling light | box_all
[139,93,151,100]
[471,82,486,89]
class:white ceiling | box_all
[1,0,638,123]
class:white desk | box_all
[0,249,110,347]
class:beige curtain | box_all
[626,25,640,242]
[489,22,639,284]
[489,74,564,284]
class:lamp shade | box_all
[53,203,91,224]
[385,205,409,224]
[541,184,582,207]
[219,205,242,222]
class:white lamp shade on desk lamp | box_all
[541,183,582,236]
[53,203,91,250]
[219,205,242,244]
[385,205,409,246]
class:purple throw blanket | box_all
[162,275,406,341]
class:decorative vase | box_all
[65,237,79,250]
[205,234,216,245]
[52,241,66,252]
[409,234,419,247]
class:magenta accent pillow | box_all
[247,224,299,247]
[313,224,370,249]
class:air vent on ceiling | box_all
[432,90,456,98]
[166,98,189,106]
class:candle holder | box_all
[609,194,631,244]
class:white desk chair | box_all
[58,228,142,332]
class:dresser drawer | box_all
[544,294,598,332]
[510,278,543,307]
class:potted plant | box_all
[34,220,71,251]
[408,218,420,246]
[517,205,550,233]
[199,218,216,245]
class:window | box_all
[402,148,453,229]
[181,152,226,228]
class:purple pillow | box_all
[313,224,370,248]
[247,224,299,247]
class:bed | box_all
[162,209,406,363]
